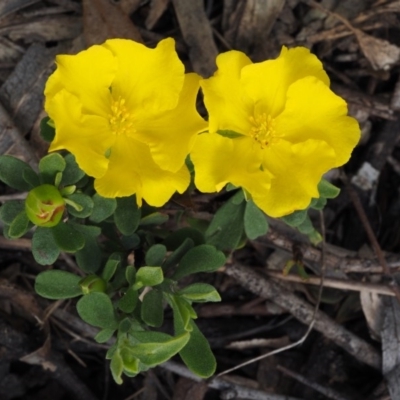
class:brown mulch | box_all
[1,0,400,399]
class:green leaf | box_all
[162,238,194,271]
[169,294,195,331]
[172,245,226,280]
[141,289,163,327]
[179,320,216,378]
[163,227,204,251]
[39,153,66,184]
[318,179,340,199]
[145,244,166,266]
[244,200,269,240]
[121,233,140,250]
[102,253,121,282]
[310,197,327,210]
[73,224,102,273]
[119,348,140,375]
[32,227,60,265]
[114,196,141,235]
[51,222,85,253]
[39,116,55,142]
[90,194,117,223]
[126,332,190,367]
[205,193,246,251]
[125,265,136,286]
[60,154,85,186]
[65,193,94,218]
[0,155,36,191]
[0,201,24,224]
[94,328,115,344]
[35,270,82,299]
[216,129,245,139]
[308,229,323,245]
[8,211,30,238]
[23,168,40,187]
[297,215,314,235]
[134,267,163,289]
[178,283,221,303]
[77,292,118,329]
[110,351,124,384]
[139,212,168,226]
[118,287,138,313]
[281,209,308,227]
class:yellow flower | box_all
[44,38,206,207]
[190,47,360,217]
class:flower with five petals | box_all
[45,38,206,206]
[190,47,360,217]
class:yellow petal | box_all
[135,73,207,173]
[201,51,254,135]
[44,45,116,118]
[276,77,360,166]
[104,38,184,117]
[241,46,330,117]
[47,90,114,178]
[191,133,270,194]
[94,135,190,207]
[255,139,336,217]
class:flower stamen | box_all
[249,113,279,148]
[109,96,135,136]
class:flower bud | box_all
[79,275,107,294]
[25,184,65,227]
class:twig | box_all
[222,264,381,369]
[267,270,396,297]
[343,176,400,303]
[216,211,328,377]
[162,361,303,400]
[277,365,352,400]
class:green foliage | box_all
[162,238,194,271]
[77,292,118,329]
[205,191,246,250]
[145,244,166,266]
[163,227,204,250]
[32,227,60,265]
[172,245,226,280]
[0,200,24,224]
[178,320,216,378]
[94,328,115,344]
[102,253,121,282]
[318,179,340,199]
[52,222,85,253]
[39,153,66,184]
[39,116,55,142]
[73,225,102,273]
[90,194,117,223]
[141,289,164,327]
[35,270,82,299]
[126,331,189,367]
[118,287,138,313]
[134,267,164,289]
[244,200,269,240]
[65,193,94,218]
[61,154,85,185]
[114,196,141,235]
[0,155,36,191]
[139,212,168,226]
[8,211,31,239]
[178,283,221,303]
[281,209,308,227]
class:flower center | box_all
[249,113,279,148]
[109,96,135,136]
